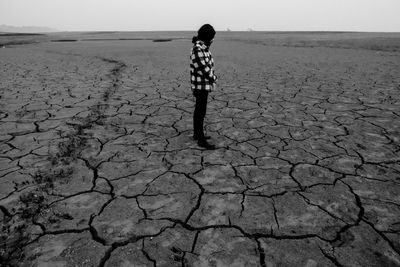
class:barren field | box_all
[1,31,400,266]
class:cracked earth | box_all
[1,32,400,266]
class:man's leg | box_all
[193,90,215,149]
[193,90,208,139]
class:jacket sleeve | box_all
[192,47,217,83]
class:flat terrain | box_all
[1,31,400,266]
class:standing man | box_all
[190,24,217,150]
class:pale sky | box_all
[1,0,399,32]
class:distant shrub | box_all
[152,39,172,42]
[51,39,77,42]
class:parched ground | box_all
[1,32,400,267]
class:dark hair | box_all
[192,24,216,44]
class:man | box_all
[190,24,217,150]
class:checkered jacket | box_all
[190,40,217,91]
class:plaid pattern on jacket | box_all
[190,40,217,91]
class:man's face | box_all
[205,38,214,47]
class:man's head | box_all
[195,24,216,47]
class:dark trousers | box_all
[193,89,209,139]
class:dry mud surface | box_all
[1,32,400,266]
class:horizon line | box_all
[7,30,400,34]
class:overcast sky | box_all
[1,0,399,32]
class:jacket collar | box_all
[195,40,208,51]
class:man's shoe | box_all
[193,135,211,141]
[197,139,215,150]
